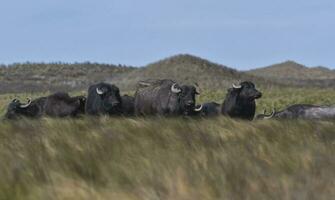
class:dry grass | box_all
[0,117,335,200]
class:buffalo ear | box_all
[171,83,182,93]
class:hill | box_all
[0,62,135,94]
[114,54,271,91]
[247,61,335,86]
[0,55,272,94]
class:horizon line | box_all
[0,53,333,71]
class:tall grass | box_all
[0,117,335,200]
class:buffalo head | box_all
[92,83,122,114]
[232,81,262,101]
[222,81,262,120]
[170,83,200,115]
[5,98,32,119]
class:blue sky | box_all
[0,0,334,70]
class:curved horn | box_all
[96,87,104,95]
[263,108,276,120]
[19,98,31,108]
[171,83,181,93]
[232,83,242,89]
[138,81,152,87]
[263,109,267,115]
[194,82,200,94]
[194,104,203,112]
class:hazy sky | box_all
[0,0,334,69]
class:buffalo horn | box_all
[194,104,203,112]
[138,81,152,87]
[19,98,31,108]
[263,108,276,119]
[96,87,104,95]
[232,83,242,89]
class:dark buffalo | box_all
[44,92,86,117]
[196,102,221,117]
[134,79,200,116]
[85,82,134,116]
[222,81,262,120]
[121,95,135,115]
[5,97,46,119]
[4,92,86,119]
[256,104,335,120]
[196,81,262,120]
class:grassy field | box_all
[0,87,335,200]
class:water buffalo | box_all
[121,95,135,115]
[196,102,221,117]
[222,81,262,120]
[197,81,262,120]
[44,92,86,117]
[85,82,123,115]
[5,97,46,119]
[4,92,86,119]
[134,79,200,116]
[256,104,335,120]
